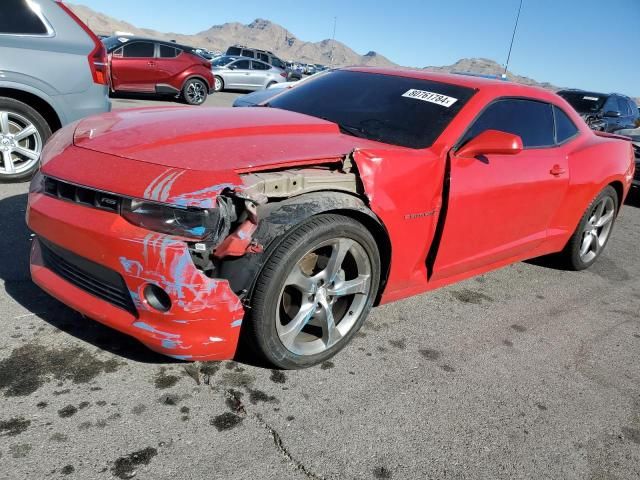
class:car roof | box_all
[344,66,563,102]
[104,36,195,52]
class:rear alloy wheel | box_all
[213,76,224,92]
[247,214,380,369]
[182,79,208,105]
[0,97,51,182]
[560,186,618,270]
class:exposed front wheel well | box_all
[0,88,61,132]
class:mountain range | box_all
[69,3,639,105]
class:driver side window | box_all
[462,99,555,148]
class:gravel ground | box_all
[0,92,639,480]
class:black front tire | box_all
[246,214,381,369]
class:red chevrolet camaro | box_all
[26,68,635,368]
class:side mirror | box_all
[603,110,621,118]
[457,129,523,158]
[228,64,236,70]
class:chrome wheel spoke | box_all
[323,238,353,282]
[328,274,369,297]
[13,146,39,161]
[0,112,9,135]
[595,210,614,228]
[580,232,594,256]
[14,124,37,142]
[593,200,606,222]
[319,300,341,347]
[278,302,315,348]
[285,264,316,295]
[1,151,14,174]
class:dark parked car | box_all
[557,90,639,133]
[103,36,214,105]
[0,0,110,181]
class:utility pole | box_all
[503,0,523,79]
[329,16,337,67]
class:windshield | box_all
[268,70,476,148]
[558,91,607,114]
[102,36,126,52]
[212,56,238,67]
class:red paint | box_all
[27,68,634,361]
[108,47,214,94]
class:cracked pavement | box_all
[0,93,639,479]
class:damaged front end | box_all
[186,155,365,296]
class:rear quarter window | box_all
[0,0,49,35]
[553,106,579,144]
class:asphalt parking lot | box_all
[1,92,639,480]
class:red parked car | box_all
[27,68,635,368]
[103,36,214,105]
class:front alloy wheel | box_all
[246,214,381,369]
[276,237,372,356]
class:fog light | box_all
[144,284,172,312]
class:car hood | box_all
[73,106,383,173]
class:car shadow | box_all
[0,193,177,364]
[110,91,185,104]
[625,187,640,208]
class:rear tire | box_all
[0,97,51,183]
[558,186,618,270]
[182,79,208,105]
[246,214,381,369]
[213,76,224,92]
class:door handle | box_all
[550,165,565,176]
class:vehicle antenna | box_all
[504,0,523,79]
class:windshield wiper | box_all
[337,123,370,138]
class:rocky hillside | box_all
[69,3,638,104]
[68,4,395,67]
[424,58,558,90]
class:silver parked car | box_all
[212,56,286,92]
[0,0,111,181]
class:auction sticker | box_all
[402,89,458,107]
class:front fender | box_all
[216,191,385,299]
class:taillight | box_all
[280,72,287,78]
[55,1,109,85]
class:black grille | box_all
[39,239,138,317]
[44,177,121,212]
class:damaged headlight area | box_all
[121,198,224,241]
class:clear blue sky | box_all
[77,0,640,96]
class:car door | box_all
[431,98,570,281]
[225,59,252,89]
[250,60,271,89]
[154,44,184,90]
[110,41,157,92]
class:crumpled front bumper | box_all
[27,191,245,361]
